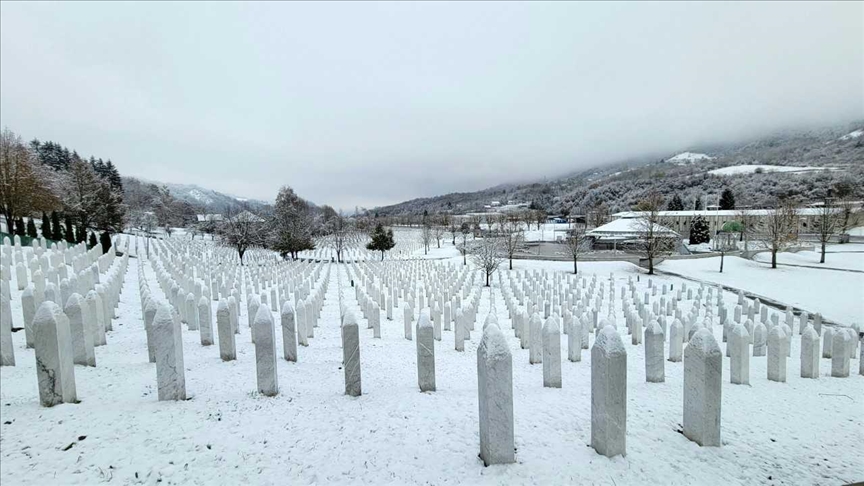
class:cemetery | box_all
[0,231,861,485]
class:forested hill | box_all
[372,121,864,216]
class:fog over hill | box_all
[372,121,864,217]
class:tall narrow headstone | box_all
[253,304,278,396]
[822,327,834,359]
[153,303,186,401]
[729,324,749,385]
[800,325,819,379]
[529,313,542,364]
[144,299,158,363]
[416,310,436,392]
[767,326,787,383]
[0,283,15,366]
[831,330,850,378]
[542,316,562,388]
[404,305,413,340]
[33,301,77,406]
[591,325,627,458]
[64,293,95,367]
[683,328,721,447]
[568,313,582,362]
[198,296,213,346]
[216,299,236,361]
[477,324,515,466]
[644,321,665,383]
[752,322,767,357]
[281,302,297,362]
[668,319,683,362]
[342,310,361,397]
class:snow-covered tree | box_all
[561,224,589,274]
[0,128,59,232]
[761,198,799,269]
[813,197,840,264]
[63,158,102,231]
[501,221,526,270]
[470,236,505,287]
[218,206,266,264]
[457,222,472,265]
[269,186,316,260]
[366,223,396,260]
[689,215,710,245]
[634,192,675,275]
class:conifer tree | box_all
[366,223,396,260]
[40,212,51,239]
[26,218,38,238]
[14,218,26,236]
[667,194,684,211]
[689,215,710,245]
[50,211,63,241]
[694,197,704,210]
[88,232,97,248]
[64,215,76,244]
[77,225,87,243]
[99,231,112,254]
[719,188,735,210]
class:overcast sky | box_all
[1,2,862,210]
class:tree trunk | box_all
[720,252,724,273]
[771,250,777,268]
[463,253,466,266]
[648,257,654,275]
[820,241,826,263]
[485,272,490,287]
[381,250,384,261]
[509,257,513,270]
[574,258,578,275]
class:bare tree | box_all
[634,192,676,275]
[500,221,526,270]
[218,206,266,264]
[587,202,610,229]
[761,198,799,269]
[130,210,158,258]
[0,128,58,232]
[457,222,471,265]
[813,197,841,264]
[432,217,446,248]
[470,236,505,287]
[560,223,589,274]
[447,216,460,245]
[533,210,546,231]
[735,209,762,253]
[420,224,433,255]
[323,211,355,263]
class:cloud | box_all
[2,2,861,211]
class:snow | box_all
[659,255,864,328]
[666,152,715,164]
[839,129,863,141]
[187,189,214,205]
[751,245,864,272]
[2,237,862,485]
[708,165,838,176]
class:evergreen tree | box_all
[667,194,685,211]
[104,160,123,191]
[99,231,112,254]
[366,223,396,260]
[26,218,38,238]
[689,216,710,245]
[15,218,26,236]
[77,225,87,243]
[88,232,97,248]
[694,197,703,210]
[719,188,735,210]
[50,211,63,241]
[40,212,51,239]
[64,215,76,244]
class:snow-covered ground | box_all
[660,255,864,328]
[1,238,862,485]
[708,165,839,176]
[752,245,864,272]
[839,129,863,141]
[666,152,714,164]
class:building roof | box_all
[196,214,224,222]
[612,207,852,218]
[587,218,678,239]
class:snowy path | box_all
[1,256,862,485]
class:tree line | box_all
[0,128,126,253]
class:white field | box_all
[708,165,838,176]
[1,236,862,485]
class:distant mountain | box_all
[124,178,271,213]
[373,120,864,216]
